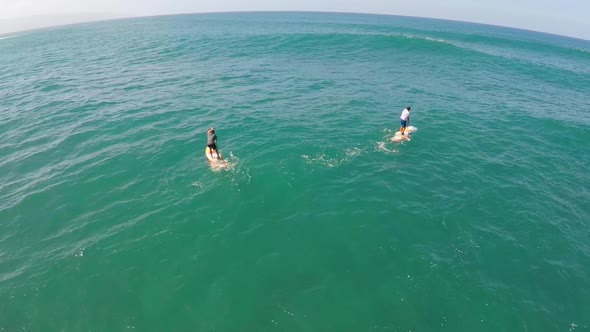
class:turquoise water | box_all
[1,12,590,331]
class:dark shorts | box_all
[400,119,407,128]
[207,144,217,150]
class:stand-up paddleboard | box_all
[392,126,417,142]
[205,147,228,168]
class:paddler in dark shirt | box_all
[207,128,221,159]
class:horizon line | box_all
[1,10,589,42]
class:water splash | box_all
[302,147,363,168]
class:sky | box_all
[0,0,589,40]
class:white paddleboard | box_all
[205,147,228,167]
[391,126,417,142]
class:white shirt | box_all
[400,108,410,121]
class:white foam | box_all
[302,147,362,168]
[302,153,341,168]
[345,147,362,157]
[376,141,398,154]
[425,36,449,44]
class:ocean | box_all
[1,12,589,331]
